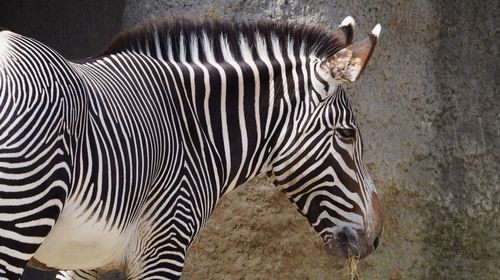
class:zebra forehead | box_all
[99,18,347,60]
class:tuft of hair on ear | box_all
[321,23,381,84]
[371,23,381,38]
[330,16,356,48]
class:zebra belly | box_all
[32,201,130,271]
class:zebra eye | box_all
[336,128,356,139]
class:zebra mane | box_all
[99,18,346,62]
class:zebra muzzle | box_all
[325,226,381,259]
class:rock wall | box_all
[4,0,498,279]
[123,1,499,279]
[0,0,125,59]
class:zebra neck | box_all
[96,20,342,196]
[163,53,315,195]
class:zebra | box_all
[0,16,383,279]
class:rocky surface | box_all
[0,0,125,59]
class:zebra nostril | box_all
[373,234,381,250]
[337,231,349,244]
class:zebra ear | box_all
[331,16,356,46]
[322,24,381,83]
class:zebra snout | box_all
[325,226,380,259]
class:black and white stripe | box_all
[0,18,382,280]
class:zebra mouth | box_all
[323,226,366,259]
[323,226,381,259]
[324,236,361,259]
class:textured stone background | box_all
[0,0,125,59]
[1,0,498,279]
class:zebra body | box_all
[0,18,383,279]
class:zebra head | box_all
[269,18,383,259]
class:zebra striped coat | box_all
[0,17,383,279]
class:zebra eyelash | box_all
[335,128,356,139]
